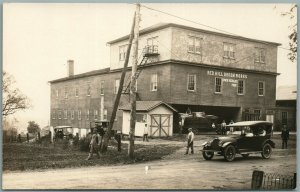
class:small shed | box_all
[119,101,177,137]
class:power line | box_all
[137,4,292,51]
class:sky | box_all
[3,3,297,132]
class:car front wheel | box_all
[261,143,272,159]
[202,151,214,160]
[224,145,236,162]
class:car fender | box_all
[262,139,275,148]
[221,142,232,148]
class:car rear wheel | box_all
[202,151,214,160]
[261,143,272,159]
[224,145,236,162]
[242,154,250,158]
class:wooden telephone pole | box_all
[128,3,140,159]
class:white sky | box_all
[3,3,297,131]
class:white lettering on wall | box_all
[207,70,247,79]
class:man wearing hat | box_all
[185,128,194,155]
[86,128,101,160]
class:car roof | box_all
[227,121,273,127]
[54,126,73,129]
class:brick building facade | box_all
[50,23,280,135]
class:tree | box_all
[2,71,31,117]
[281,4,297,62]
[27,121,41,135]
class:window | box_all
[64,87,68,99]
[151,74,158,91]
[58,111,62,119]
[75,88,79,97]
[103,109,108,120]
[56,90,59,99]
[71,110,74,120]
[64,110,67,119]
[215,77,222,93]
[188,36,202,54]
[87,83,91,96]
[255,48,266,63]
[254,109,261,120]
[136,113,147,123]
[119,45,128,61]
[115,79,120,94]
[78,110,81,120]
[52,110,56,119]
[86,110,90,120]
[146,37,158,53]
[187,74,196,91]
[94,110,98,120]
[223,43,235,59]
[100,80,104,95]
[237,80,245,95]
[282,111,288,125]
[258,81,265,96]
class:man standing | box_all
[185,128,194,155]
[114,130,122,151]
[143,124,149,142]
[281,125,289,149]
[86,128,101,160]
[221,120,227,135]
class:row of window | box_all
[55,74,158,99]
[187,74,265,96]
[52,109,108,120]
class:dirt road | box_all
[2,138,296,190]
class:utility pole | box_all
[100,12,136,152]
[128,3,140,159]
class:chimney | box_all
[67,60,74,77]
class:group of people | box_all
[211,120,234,135]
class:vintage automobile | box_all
[201,121,275,162]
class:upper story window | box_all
[258,81,265,96]
[237,80,245,95]
[187,74,196,91]
[56,90,59,99]
[215,77,222,93]
[52,110,56,119]
[86,110,90,120]
[151,73,158,91]
[75,88,79,97]
[64,87,68,99]
[115,79,120,94]
[119,45,128,61]
[100,80,105,95]
[146,37,158,54]
[78,110,81,120]
[103,109,108,120]
[64,110,67,119]
[255,48,266,63]
[71,110,74,120]
[223,43,235,59]
[188,36,202,54]
[87,83,91,96]
[58,111,62,119]
[94,110,98,120]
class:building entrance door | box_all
[150,114,170,137]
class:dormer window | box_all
[119,45,128,61]
[255,48,266,63]
[223,43,235,59]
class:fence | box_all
[252,170,296,190]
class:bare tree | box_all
[281,4,297,62]
[2,71,31,117]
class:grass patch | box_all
[3,141,180,171]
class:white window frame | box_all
[258,81,265,96]
[94,110,98,120]
[71,110,74,120]
[254,47,266,63]
[103,109,108,120]
[78,110,81,120]
[187,74,196,92]
[215,77,222,94]
[188,36,202,54]
[75,88,79,97]
[56,90,59,99]
[64,87,68,99]
[119,45,128,61]
[86,110,90,120]
[223,42,235,59]
[237,80,245,95]
[58,111,62,119]
[150,73,158,91]
[87,83,91,96]
[64,110,67,119]
[52,110,56,119]
[100,80,105,95]
[115,79,120,94]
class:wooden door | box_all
[150,114,170,137]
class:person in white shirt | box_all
[185,128,194,155]
[143,124,149,142]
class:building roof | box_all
[276,85,297,100]
[119,101,177,112]
[107,23,281,46]
[49,67,110,83]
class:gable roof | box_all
[276,85,297,100]
[107,23,281,46]
[119,101,177,112]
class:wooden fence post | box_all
[251,170,264,189]
[293,173,297,189]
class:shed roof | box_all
[119,101,177,112]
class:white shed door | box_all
[150,114,170,137]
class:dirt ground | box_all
[2,134,297,190]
